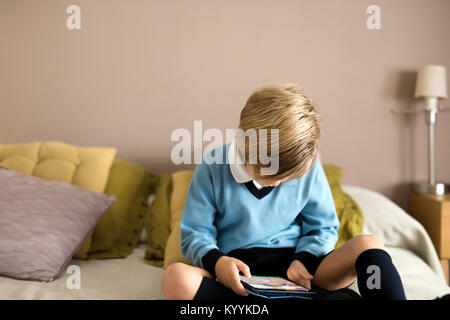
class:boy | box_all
[161,82,406,300]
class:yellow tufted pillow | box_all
[163,170,195,268]
[163,165,364,267]
[0,141,116,259]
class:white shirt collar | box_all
[228,137,252,183]
[228,137,264,190]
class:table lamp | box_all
[413,65,449,195]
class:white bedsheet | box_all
[0,185,448,299]
[0,245,165,300]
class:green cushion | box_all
[88,159,155,259]
[323,164,364,248]
[144,173,172,267]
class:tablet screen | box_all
[240,275,309,292]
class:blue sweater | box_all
[180,144,339,276]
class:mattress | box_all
[0,185,449,299]
[0,244,448,300]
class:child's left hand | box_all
[286,260,314,290]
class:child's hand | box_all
[287,260,314,290]
[215,256,251,296]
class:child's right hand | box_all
[215,256,251,296]
[286,259,314,290]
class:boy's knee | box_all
[161,262,190,299]
[162,262,184,281]
[351,234,385,255]
[162,262,208,300]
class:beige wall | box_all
[1,0,449,210]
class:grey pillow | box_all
[0,167,115,281]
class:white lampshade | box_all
[414,65,448,99]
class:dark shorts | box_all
[226,247,332,278]
[193,247,335,300]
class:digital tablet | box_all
[240,275,318,299]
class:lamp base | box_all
[413,181,450,195]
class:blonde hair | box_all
[238,82,321,181]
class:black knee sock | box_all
[355,248,406,300]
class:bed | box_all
[0,185,449,300]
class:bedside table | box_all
[410,192,450,284]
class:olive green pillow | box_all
[88,159,155,259]
[144,173,173,267]
[323,164,364,248]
